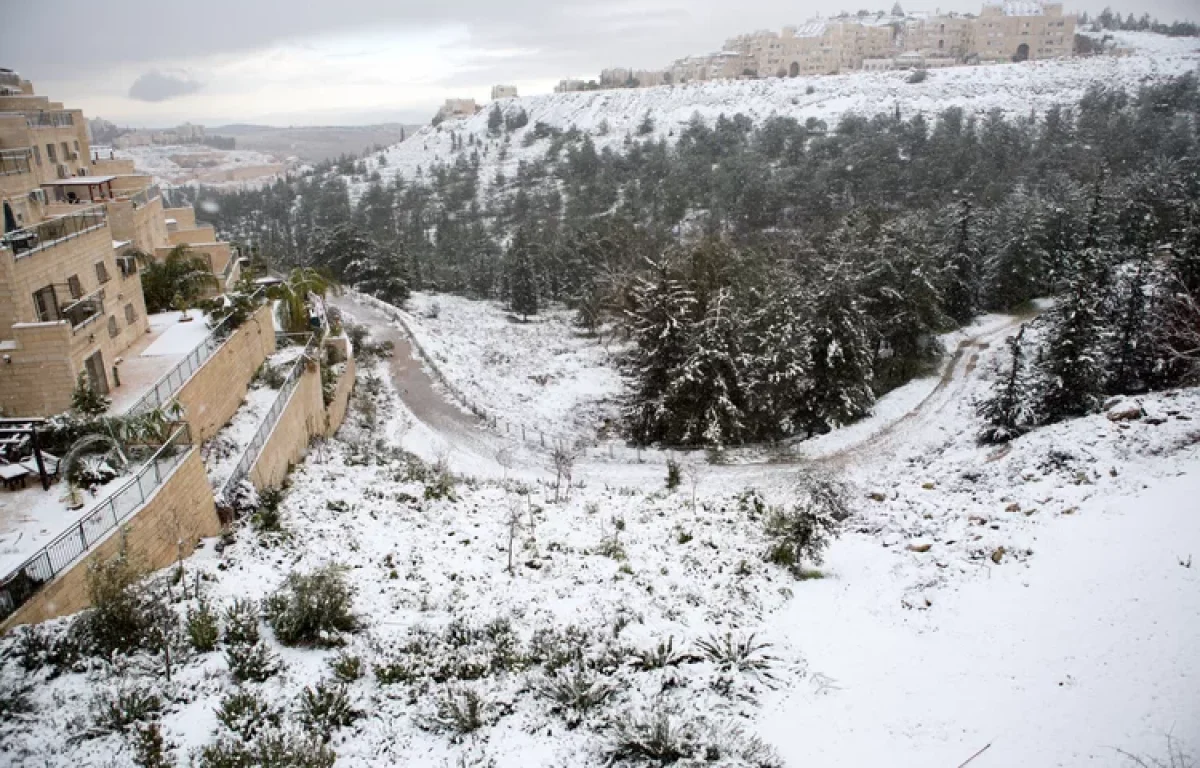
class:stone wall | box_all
[0,448,219,631]
[324,336,356,437]
[174,303,275,442]
[249,360,325,490]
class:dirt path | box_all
[337,291,1033,480]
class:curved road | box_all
[334,292,1031,484]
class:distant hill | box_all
[207,123,421,164]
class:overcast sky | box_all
[8,0,1198,128]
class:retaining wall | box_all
[1,449,219,631]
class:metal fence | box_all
[2,205,108,260]
[0,424,193,620]
[25,111,74,128]
[218,334,317,500]
[124,290,265,417]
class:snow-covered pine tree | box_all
[977,324,1036,443]
[661,288,748,446]
[798,260,876,435]
[1106,256,1159,395]
[938,198,981,325]
[623,258,697,445]
[742,277,814,440]
[506,226,539,319]
[1037,247,1111,421]
[987,187,1049,311]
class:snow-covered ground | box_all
[114,145,289,189]
[354,32,1200,202]
[402,292,624,437]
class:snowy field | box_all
[401,292,625,438]
[353,31,1200,203]
[2,314,1197,766]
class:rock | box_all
[524,559,543,570]
[907,540,933,553]
[968,515,988,525]
[1024,508,1037,517]
[1062,506,1078,515]
[1106,400,1143,422]
[991,547,1006,564]
[921,482,936,490]
[868,491,887,502]
[1005,502,1021,513]
[1144,416,1167,425]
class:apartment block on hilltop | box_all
[0,69,239,417]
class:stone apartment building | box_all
[0,70,238,416]
[490,85,519,100]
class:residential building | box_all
[554,79,588,93]
[0,71,237,417]
[491,85,519,100]
[971,0,1075,62]
[435,98,478,121]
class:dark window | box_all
[124,303,137,324]
[32,285,60,321]
[118,256,138,277]
[67,275,83,299]
[73,140,80,153]
[107,316,119,338]
[32,146,41,166]
[46,143,56,162]
[95,261,110,284]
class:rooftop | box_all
[41,175,117,186]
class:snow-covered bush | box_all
[536,663,615,725]
[215,689,280,742]
[197,729,335,768]
[428,685,492,737]
[329,652,363,683]
[225,640,280,683]
[221,598,260,646]
[263,565,358,647]
[74,555,163,658]
[87,683,161,736]
[695,632,778,680]
[186,600,219,652]
[297,681,359,743]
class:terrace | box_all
[0,205,107,260]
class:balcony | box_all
[62,287,105,332]
[25,111,73,128]
[0,148,32,177]
[0,206,107,261]
[0,70,21,89]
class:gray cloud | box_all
[128,70,203,102]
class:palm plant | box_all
[272,267,340,333]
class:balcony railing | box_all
[0,148,31,176]
[127,184,161,209]
[25,111,74,128]
[61,287,105,332]
[0,71,21,89]
[0,425,193,621]
[0,206,107,261]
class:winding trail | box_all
[334,292,1033,483]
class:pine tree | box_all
[939,199,981,325]
[799,261,876,434]
[987,188,1049,310]
[507,227,539,320]
[487,104,503,136]
[1038,247,1110,421]
[623,259,697,445]
[1106,257,1159,394]
[977,324,1036,443]
[743,277,814,439]
[661,289,748,446]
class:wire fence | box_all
[353,293,659,464]
[124,291,265,418]
[0,424,194,621]
[217,333,318,501]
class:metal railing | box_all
[0,424,193,620]
[0,71,21,89]
[123,290,266,417]
[1,206,108,260]
[0,148,31,176]
[25,111,74,128]
[218,334,318,500]
[127,184,161,209]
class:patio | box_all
[107,310,213,414]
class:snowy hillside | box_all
[355,31,1200,201]
[114,144,290,189]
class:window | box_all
[32,146,41,166]
[60,142,69,158]
[124,303,137,324]
[33,286,60,322]
[67,275,83,299]
[95,261,111,284]
[118,256,138,277]
[107,316,119,338]
[46,143,56,162]
[73,140,80,153]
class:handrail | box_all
[1,206,108,261]
[217,333,318,501]
[123,289,266,417]
[0,424,194,620]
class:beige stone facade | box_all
[1,72,239,417]
[491,85,519,100]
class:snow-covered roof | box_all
[41,175,116,186]
[984,0,1048,16]
[793,22,828,37]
